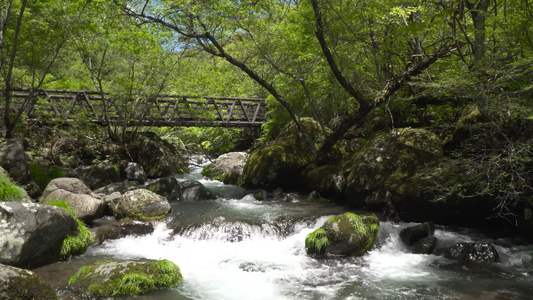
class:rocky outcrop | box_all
[0,264,58,299]
[241,118,339,189]
[113,189,171,220]
[0,139,30,184]
[305,212,379,257]
[177,180,215,202]
[442,243,500,264]
[202,152,249,184]
[68,259,183,298]
[41,178,105,222]
[0,202,78,268]
[120,162,147,184]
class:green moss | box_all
[0,172,26,202]
[69,260,183,298]
[305,228,330,255]
[46,200,94,260]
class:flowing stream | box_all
[35,156,533,299]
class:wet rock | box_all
[113,189,171,220]
[443,243,500,264]
[76,161,121,190]
[253,189,268,201]
[0,202,78,268]
[41,189,105,223]
[0,263,58,299]
[399,222,435,246]
[147,176,180,201]
[120,162,147,184]
[0,139,30,184]
[411,236,438,254]
[177,180,215,202]
[305,212,379,257]
[68,259,183,298]
[202,152,249,184]
[240,118,340,189]
[93,220,154,245]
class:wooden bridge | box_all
[10,88,267,128]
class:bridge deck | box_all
[9,88,267,128]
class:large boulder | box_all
[202,152,249,184]
[305,212,379,257]
[124,132,188,178]
[0,264,58,299]
[41,189,105,223]
[240,118,338,189]
[0,139,30,184]
[76,161,121,190]
[177,180,215,202]
[41,178,104,222]
[68,259,183,298]
[0,202,78,268]
[113,189,171,221]
[41,177,92,199]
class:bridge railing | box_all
[9,88,267,127]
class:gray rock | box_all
[0,263,58,299]
[0,202,78,268]
[178,180,215,202]
[42,189,105,223]
[0,139,30,184]
[93,220,154,245]
[93,181,140,196]
[120,162,147,184]
[411,236,438,254]
[203,152,249,184]
[41,177,92,199]
[113,189,171,220]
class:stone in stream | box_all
[399,222,437,254]
[202,152,249,185]
[0,263,58,299]
[112,189,171,221]
[147,176,180,201]
[93,220,155,245]
[442,242,500,264]
[177,180,216,202]
[0,202,78,268]
[305,212,379,257]
[68,259,183,298]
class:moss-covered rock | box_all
[0,263,58,299]
[240,118,341,189]
[68,259,183,298]
[305,212,379,257]
[46,200,95,260]
[392,128,443,155]
[344,135,453,206]
[113,189,171,221]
